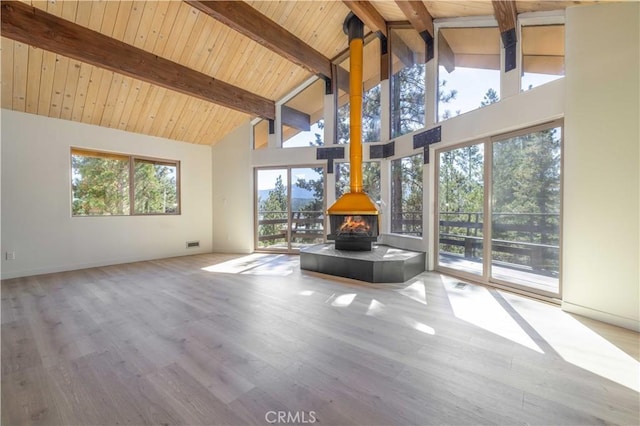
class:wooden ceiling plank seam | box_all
[186,0,332,78]
[1,2,275,119]
[178,10,209,66]
[74,1,93,27]
[1,38,15,110]
[132,0,158,49]
[99,71,126,127]
[86,0,107,32]
[394,0,434,37]
[60,0,78,23]
[153,90,187,138]
[123,2,146,46]
[70,62,93,122]
[161,2,194,61]
[60,59,82,121]
[141,87,168,135]
[79,66,104,123]
[100,1,122,38]
[171,6,204,64]
[90,69,115,126]
[48,54,70,118]
[71,62,94,122]
[184,107,216,143]
[170,97,206,141]
[30,1,47,12]
[342,1,388,37]
[141,0,171,51]
[190,16,218,72]
[131,82,162,133]
[181,99,219,143]
[125,81,152,133]
[116,78,145,130]
[111,1,134,42]
[150,0,182,55]
[107,75,134,128]
[24,44,43,113]
[36,49,56,116]
[194,106,228,144]
[44,0,61,17]
[160,94,190,138]
[201,26,236,77]
[90,70,114,126]
[12,40,28,111]
[167,96,197,140]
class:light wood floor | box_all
[2,253,639,425]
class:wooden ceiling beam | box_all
[491,0,518,35]
[394,1,434,38]
[491,0,518,71]
[0,1,275,119]
[342,1,388,38]
[185,1,332,78]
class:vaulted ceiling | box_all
[0,0,609,145]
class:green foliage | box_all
[391,153,423,235]
[392,64,425,137]
[257,175,288,247]
[134,162,178,214]
[72,154,177,216]
[480,88,500,107]
[72,155,130,215]
[335,162,381,202]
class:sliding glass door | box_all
[491,126,562,294]
[438,143,485,278]
[436,122,562,297]
[255,166,325,253]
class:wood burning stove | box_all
[326,14,379,251]
[328,213,378,251]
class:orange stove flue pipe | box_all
[344,13,364,194]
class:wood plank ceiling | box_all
[0,0,606,145]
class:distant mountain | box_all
[257,186,315,201]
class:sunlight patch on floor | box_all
[201,254,295,276]
[502,292,640,392]
[366,299,386,316]
[401,315,436,335]
[396,280,427,305]
[328,293,357,307]
[441,275,544,353]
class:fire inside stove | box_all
[328,212,378,251]
[340,215,370,233]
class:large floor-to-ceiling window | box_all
[436,122,562,297]
[255,166,325,252]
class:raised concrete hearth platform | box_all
[300,244,426,283]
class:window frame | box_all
[71,147,181,217]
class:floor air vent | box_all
[186,241,200,248]
[455,282,468,289]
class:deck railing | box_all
[257,210,324,246]
[439,211,560,275]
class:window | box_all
[391,28,426,137]
[335,161,381,202]
[521,24,565,91]
[71,148,180,216]
[391,153,423,236]
[282,79,325,148]
[438,27,501,121]
[253,119,269,150]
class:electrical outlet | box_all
[5,251,16,261]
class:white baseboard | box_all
[562,301,640,332]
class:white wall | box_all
[1,110,213,279]
[212,122,254,253]
[562,3,640,330]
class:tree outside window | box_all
[391,153,423,236]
